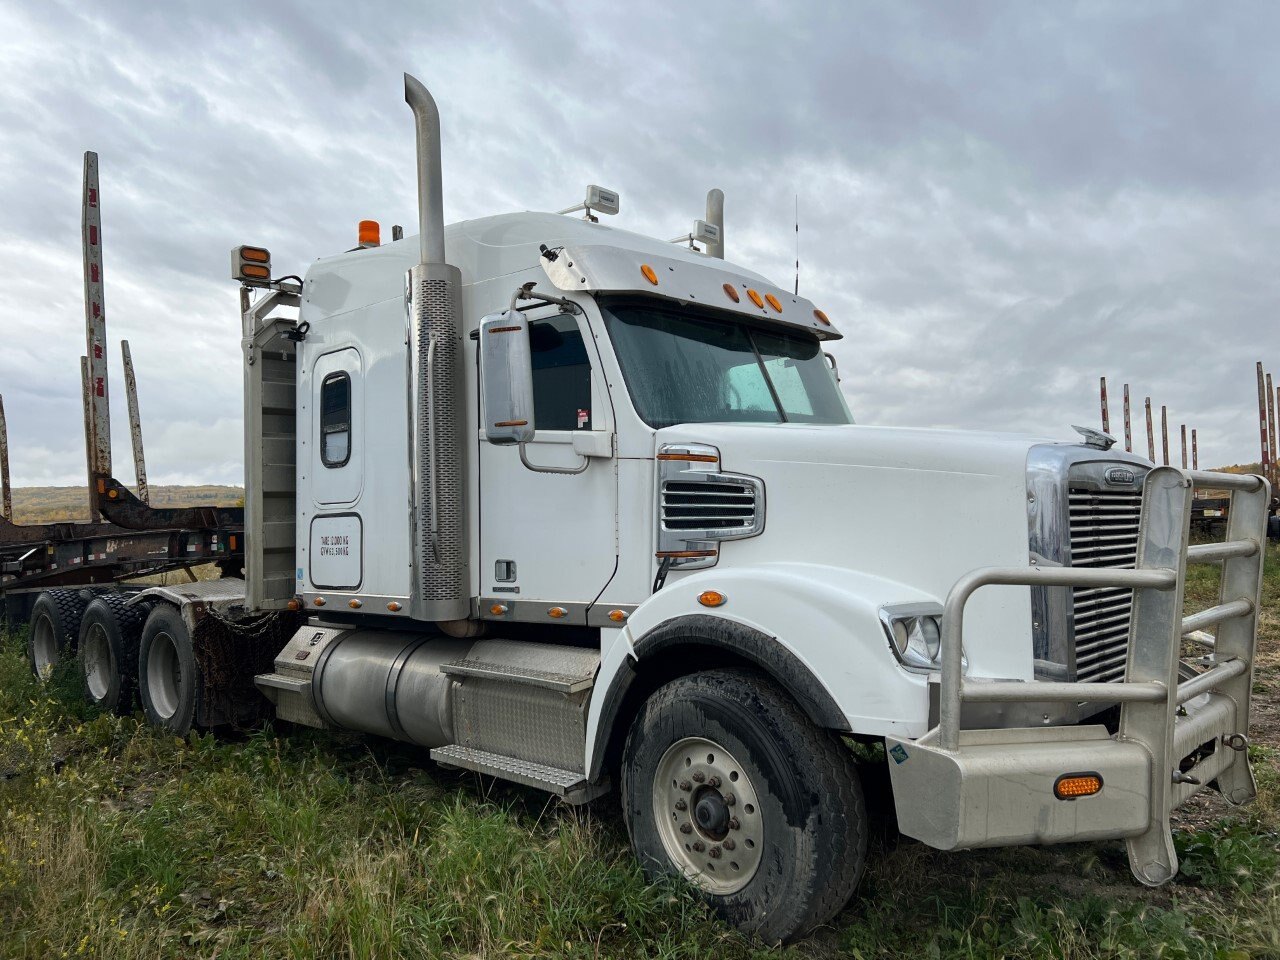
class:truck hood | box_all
[655,422,1074,679]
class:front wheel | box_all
[621,669,867,944]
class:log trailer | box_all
[9,75,1270,942]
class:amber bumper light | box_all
[1054,772,1103,800]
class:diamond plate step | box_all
[430,744,608,803]
[440,657,594,694]
[254,672,309,695]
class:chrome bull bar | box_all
[901,465,1268,886]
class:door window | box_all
[529,314,592,430]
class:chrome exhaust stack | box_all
[705,188,725,259]
[404,73,469,621]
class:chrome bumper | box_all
[887,466,1267,885]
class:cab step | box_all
[440,639,597,694]
[430,744,608,804]
[440,657,593,694]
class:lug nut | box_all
[707,775,721,788]
[692,771,706,783]
[724,793,736,806]
[692,841,705,852]
[727,818,740,831]
[679,823,692,834]
[674,799,687,811]
[679,780,692,792]
[723,838,736,851]
[709,846,722,859]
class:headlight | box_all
[879,604,954,672]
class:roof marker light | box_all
[813,308,831,325]
[765,293,782,313]
[641,264,659,285]
[722,283,740,303]
[746,289,764,308]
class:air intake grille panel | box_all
[661,479,759,532]
[1068,487,1141,683]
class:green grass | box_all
[2,546,1279,958]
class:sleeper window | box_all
[321,372,352,467]
[529,314,592,430]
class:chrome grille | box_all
[661,480,758,532]
[1068,487,1142,683]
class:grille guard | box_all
[888,465,1268,886]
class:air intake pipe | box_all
[405,73,469,621]
[705,188,725,259]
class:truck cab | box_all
[230,75,1267,943]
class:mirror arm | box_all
[824,350,841,383]
[510,281,580,315]
[519,442,590,475]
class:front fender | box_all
[585,562,936,778]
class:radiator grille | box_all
[661,480,758,532]
[1068,487,1142,683]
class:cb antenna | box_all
[794,194,800,296]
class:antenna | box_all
[794,194,800,296]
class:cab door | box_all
[478,308,618,620]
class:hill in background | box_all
[6,485,243,524]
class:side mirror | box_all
[479,310,536,444]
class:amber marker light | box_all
[241,246,270,262]
[286,598,302,612]
[1054,772,1103,800]
[765,293,783,313]
[657,451,719,463]
[813,308,831,325]
[641,264,659,285]
[608,609,628,623]
[722,283,740,303]
[548,606,569,619]
[348,599,363,609]
[387,601,403,612]
[490,603,509,616]
[358,220,381,247]
[698,590,727,608]
[313,597,326,607]
[746,289,764,308]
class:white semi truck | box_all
[22,75,1268,943]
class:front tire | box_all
[78,595,146,714]
[621,669,867,944]
[27,590,90,680]
[138,604,200,734]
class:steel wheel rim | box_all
[651,736,764,895]
[32,613,57,678]
[147,631,181,720]
[83,623,112,701]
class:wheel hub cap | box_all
[651,736,763,895]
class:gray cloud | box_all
[1,0,1277,486]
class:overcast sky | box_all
[1,1,1277,486]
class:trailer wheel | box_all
[27,589,91,680]
[621,669,867,944]
[138,604,200,734]
[78,595,146,714]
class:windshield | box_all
[600,299,852,429]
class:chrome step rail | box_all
[430,744,608,804]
